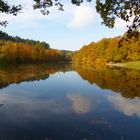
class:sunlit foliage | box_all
[0,32,73,65]
[73,32,140,65]
[0,31,50,49]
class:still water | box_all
[0,64,140,140]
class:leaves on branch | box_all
[0,0,139,37]
[96,0,140,36]
[0,0,21,27]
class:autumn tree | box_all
[73,32,140,65]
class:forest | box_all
[1,31,140,67]
[0,31,50,49]
[73,32,140,66]
[0,31,73,65]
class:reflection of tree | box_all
[0,64,73,89]
[75,65,140,99]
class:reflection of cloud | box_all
[0,89,99,123]
[0,93,71,123]
[67,93,91,114]
[0,104,3,108]
[108,95,140,117]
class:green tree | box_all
[96,0,140,33]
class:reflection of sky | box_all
[0,71,140,120]
[0,93,72,121]
[0,71,140,140]
[108,95,140,118]
[67,92,99,114]
[0,72,101,121]
[67,94,91,113]
[1,70,138,119]
[67,93,92,114]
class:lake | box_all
[0,64,140,140]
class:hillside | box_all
[0,31,50,49]
[0,31,73,65]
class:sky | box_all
[0,0,128,51]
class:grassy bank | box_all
[123,61,140,70]
[107,61,140,70]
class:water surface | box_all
[0,64,140,140]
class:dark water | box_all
[0,64,140,140]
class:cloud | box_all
[114,18,128,28]
[1,1,95,30]
[114,17,134,29]
[69,5,94,28]
[0,0,65,30]
[108,95,140,118]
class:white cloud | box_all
[0,0,65,30]
[69,5,95,28]
[108,95,140,118]
[115,18,128,28]
[0,1,95,30]
[115,17,134,29]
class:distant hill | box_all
[0,31,50,49]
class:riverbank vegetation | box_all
[73,32,140,68]
[0,31,73,65]
[123,61,140,70]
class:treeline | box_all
[0,31,50,49]
[0,32,73,65]
[73,33,140,65]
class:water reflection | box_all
[67,94,92,114]
[0,63,73,89]
[0,93,71,121]
[0,64,140,140]
[108,94,140,118]
[1,64,140,99]
[0,104,3,108]
[75,65,140,98]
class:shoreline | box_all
[106,63,124,67]
[106,61,140,70]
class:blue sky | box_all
[0,0,128,51]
